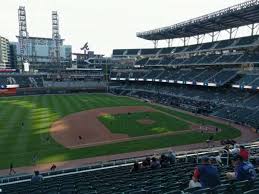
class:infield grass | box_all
[98,111,190,137]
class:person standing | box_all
[9,163,16,175]
[32,154,38,166]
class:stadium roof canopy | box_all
[137,0,259,41]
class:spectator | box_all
[31,171,43,183]
[50,164,57,171]
[193,157,220,188]
[239,145,249,161]
[9,163,16,175]
[160,154,170,168]
[226,155,256,181]
[151,157,161,169]
[32,154,38,165]
[229,144,240,156]
[141,157,151,168]
[188,176,202,189]
[167,150,176,164]
[130,161,140,173]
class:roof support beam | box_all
[153,40,158,48]
[230,14,255,24]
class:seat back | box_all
[244,189,259,194]
[192,188,211,194]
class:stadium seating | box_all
[234,74,259,86]
[109,80,259,128]
[1,145,258,194]
[136,58,149,66]
[112,35,259,60]
[214,39,235,49]
[126,49,140,56]
[181,69,206,82]
[193,69,220,83]
[146,58,162,66]
[145,70,164,80]
[0,75,45,88]
[235,36,259,46]
[112,49,126,56]
[140,48,160,55]
[159,48,173,55]
[159,57,174,65]
[238,54,259,63]
[0,147,259,194]
[110,67,241,87]
[207,69,238,86]
[251,79,259,88]
[215,54,242,64]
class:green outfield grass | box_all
[0,93,241,169]
[98,111,190,137]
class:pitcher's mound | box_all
[137,119,156,125]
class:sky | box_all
[0,0,251,56]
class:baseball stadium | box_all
[0,0,259,194]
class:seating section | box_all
[112,49,126,56]
[194,69,220,83]
[1,155,259,194]
[159,57,173,65]
[207,69,238,86]
[140,48,160,55]
[215,39,235,49]
[251,79,259,88]
[215,54,242,64]
[238,54,259,63]
[236,36,259,46]
[126,49,140,55]
[133,52,259,67]
[146,58,161,66]
[110,68,239,87]
[135,58,149,65]
[244,93,259,109]
[112,35,259,58]
[110,81,259,128]
[233,74,259,88]
[0,75,45,88]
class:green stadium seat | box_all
[244,189,259,194]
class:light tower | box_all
[18,6,29,67]
[52,11,61,70]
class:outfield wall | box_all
[43,81,107,89]
[13,87,106,96]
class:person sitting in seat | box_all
[130,161,140,173]
[141,157,151,168]
[188,175,202,189]
[160,154,170,168]
[151,157,161,169]
[230,144,240,156]
[193,156,220,188]
[226,154,256,181]
[167,150,176,164]
[239,145,249,161]
[31,171,43,183]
